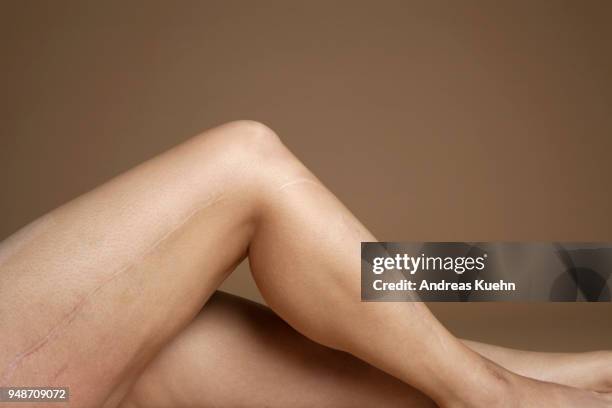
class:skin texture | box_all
[119,291,612,408]
[0,121,611,407]
[119,291,436,408]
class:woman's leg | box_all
[119,292,612,408]
[1,121,610,407]
[119,291,436,408]
[238,125,612,407]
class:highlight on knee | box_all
[210,119,283,155]
[182,119,293,188]
[211,120,309,184]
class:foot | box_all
[440,357,612,408]
[539,351,612,393]
[508,375,612,408]
[465,341,612,392]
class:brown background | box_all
[1,1,611,351]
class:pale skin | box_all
[0,121,611,407]
[120,291,437,408]
[120,291,612,408]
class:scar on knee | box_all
[1,192,224,384]
[277,177,321,192]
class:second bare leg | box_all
[120,292,612,408]
[120,291,436,408]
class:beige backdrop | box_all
[1,1,611,351]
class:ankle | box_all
[440,362,518,408]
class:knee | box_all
[186,120,312,217]
[196,120,304,184]
[206,120,284,159]
[200,120,288,165]
[230,120,281,145]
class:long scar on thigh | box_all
[0,193,224,384]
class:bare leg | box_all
[1,121,610,407]
[119,291,436,408]
[119,292,612,408]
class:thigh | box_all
[120,292,435,408]
[0,121,267,407]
